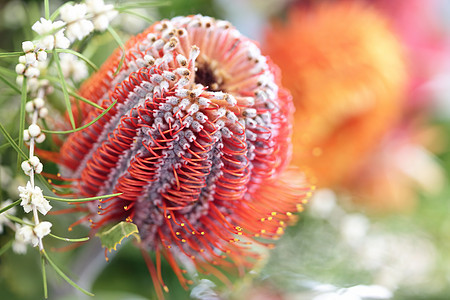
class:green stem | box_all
[42,100,116,134]
[55,49,99,71]
[44,0,50,19]
[0,240,13,257]
[49,233,89,242]
[46,192,122,202]
[41,254,48,299]
[18,77,27,166]
[0,199,21,214]
[107,27,125,76]
[0,73,21,93]
[42,249,94,296]
[0,122,28,160]
[0,51,24,58]
[53,49,76,129]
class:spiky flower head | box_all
[55,15,310,294]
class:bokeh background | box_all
[1,0,450,299]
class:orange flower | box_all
[47,15,311,298]
[264,1,407,188]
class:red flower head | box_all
[54,15,310,296]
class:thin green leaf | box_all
[0,199,21,214]
[0,240,12,257]
[96,221,140,252]
[55,49,99,71]
[44,0,50,19]
[53,49,76,129]
[68,90,103,110]
[41,254,48,299]
[49,233,89,242]
[0,65,17,77]
[46,192,122,202]
[107,27,125,76]
[0,73,21,93]
[115,1,170,9]
[115,9,154,23]
[42,99,116,134]
[42,249,94,297]
[5,214,32,226]
[0,51,24,58]
[0,122,28,160]
[18,77,27,165]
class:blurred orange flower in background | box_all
[263,1,412,209]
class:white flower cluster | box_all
[9,0,118,255]
[15,0,117,91]
[60,53,89,82]
[15,221,52,252]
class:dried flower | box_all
[53,15,310,295]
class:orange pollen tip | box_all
[163,286,169,293]
[68,227,73,231]
[48,179,52,183]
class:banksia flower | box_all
[52,15,309,297]
[264,1,407,188]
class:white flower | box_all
[18,182,52,215]
[60,3,94,42]
[16,224,38,247]
[86,0,118,31]
[32,18,70,50]
[33,221,52,239]
[59,53,89,82]
[13,224,29,254]
[0,200,16,234]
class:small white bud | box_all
[33,98,45,109]
[28,156,40,167]
[37,50,47,62]
[28,124,41,137]
[35,133,46,144]
[22,41,35,53]
[15,63,25,75]
[24,67,40,78]
[23,130,30,141]
[39,107,48,118]
[25,101,35,113]
[25,52,37,65]
[35,163,43,174]
[21,161,32,174]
